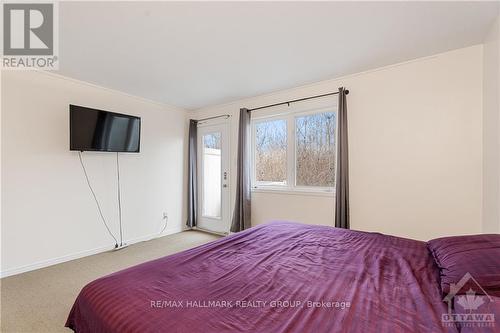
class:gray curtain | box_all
[335,87,350,229]
[186,120,197,228]
[230,108,251,232]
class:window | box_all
[295,112,335,187]
[252,107,337,193]
[254,119,287,185]
[202,133,221,218]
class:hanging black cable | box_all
[116,152,124,247]
[78,152,119,247]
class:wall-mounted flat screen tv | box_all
[70,105,141,152]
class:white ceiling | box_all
[58,1,499,110]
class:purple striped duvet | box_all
[66,221,456,332]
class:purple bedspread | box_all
[67,222,455,333]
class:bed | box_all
[66,221,497,333]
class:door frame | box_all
[196,119,231,234]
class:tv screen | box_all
[70,105,141,152]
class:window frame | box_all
[250,103,337,195]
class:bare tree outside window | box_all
[204,133,221,150]
[295,112,336,187]
[255,119,287,184]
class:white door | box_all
[197,121,230,233]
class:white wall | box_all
[192,45,484,241]
[482,13,500,234]
[1,70,187,277]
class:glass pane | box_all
[255,119,287,184]
[295,112,336,187]
[202,132,221,218]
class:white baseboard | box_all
[0,226,185,279]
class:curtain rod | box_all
[247,89,349,112]
[195,114,231,123]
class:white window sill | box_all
[251,187,335,197]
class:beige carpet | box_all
[0,231,219,333]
